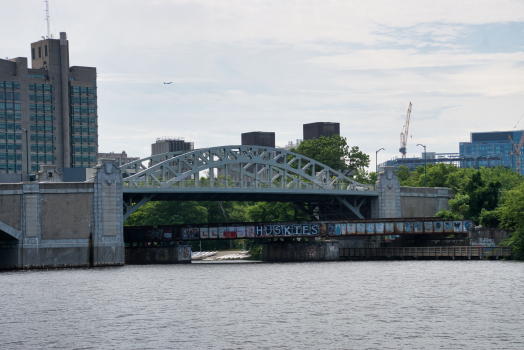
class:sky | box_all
[2,0,524,170]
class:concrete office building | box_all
[241,131,275,147]
[303,122,340,140]
[0,32,98,179]
[459,131,519,171]
[151,137,194,156]
[98,151,139,167]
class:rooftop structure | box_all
[303,122,340,140]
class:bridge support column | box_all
[372,166,401,219]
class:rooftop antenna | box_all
[44,0,50,38]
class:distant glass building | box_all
[459,131,521,172]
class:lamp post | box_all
[417,143,426,187]
[376,148,385,173]
[19,127,29,181]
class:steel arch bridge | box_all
[120,145,378,221]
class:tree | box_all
[290,135,369,174]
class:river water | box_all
[1,261,523,349]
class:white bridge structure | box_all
[120,145,378,221]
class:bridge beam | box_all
[336,197,365,220]
[123,194,154,221]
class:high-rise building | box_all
[303,122,340,140]
[241,131,275,147]
[0,32,98,177]
[151,137,194,156]
[98,151,139,167]
[459,131,519,171]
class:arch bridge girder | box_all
[120,145,377,221]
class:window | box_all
[14,82,20,89]
[32,48,35,60]
[73,106,80,114]
[0,153,6,162]
[45,115,52,123]
[38,46,41,58]
[90,156,97,163]
[29,83,35,92]
[75,146,81,153]
[16,154,22,162]
[7,144,14,151]
[29,94,35,102]
[74,126,81,134]
[45,125,53,133]
[37,135,44,142]
[88,107,95,115]
[0,92,4,100]
[6,103,13,111]
[45,145,52,152]
[31,164,38,172]
[81,107,87,114]
[5,82,13,90]
[81,117,88,124]
[82,146,89,154]
[37,125,44,132]
[36,84,43,92]
[90,146,97,153]
[89,127,95,134]
[0,144,5,151]
[29,104,36,111]
[88,117,95,124]
[6,92,13,100]
[44,84,51,92]
[72,86,80,94]
[69,77,75,81]
[74,136,81,143]
[15,123,21,131]
[81,87,87,94]
[0,114,4,122]
[88,88,95,95]
[7,164,15,172]
[45,45,47,56]
[73,116,80,124]
[14,103,21,111]
[81,97,88,104]
[30,135,36,142]
[83,156,89,163]
[30,124,36,132]
[0,102,4,110]
[36,94,43,102]
[89,137,96,144]
[44,104,52,112]
[74,156,81,163]
[7,124,14,131]
[44,94,51,102]
[14,93,20,101]
[7,134,14,141]
[16,164,22,172]
[15,134,21,141]
[82,136,89,144]
[46,155,53,163]
[15,144,21,151]
[37,115,44,123]
[38,155,45,163]
[30,145,37,152]
[38,145,45,153]
[37,104,44,112]
[82,126,88,134]
[73,96,80,104]
[45,135,52,142]
[115,159,120,165]
[14,113,20,121]
[88,98,95,105]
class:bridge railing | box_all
[122,179,375,191]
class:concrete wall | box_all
[126,246,192,264]
[0,159,124,270]
[400,187,453,218]
[262,240,339,261]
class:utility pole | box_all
[45,0,50,38]
[417,144,426,187]
[376,148,385,173]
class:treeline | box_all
[398,163,524,259]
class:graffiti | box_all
[178,246,191,260]
[405,222,413,233]
[453,221,463,233]
[434,222,442,232]
[463,220,473,231]
[471,237,496,247]
[385,223,394,234]
[357,223,366,234]
[218,227,227,239]
[348,223,356,234]
[395,222,404,233]
[247,226,255,238]
[227,227,237,239]
[414,222,423,233]
[424,222,433,233]
[340,224,347,235]
[200,227,209,239]
[209,227,218,239]
[444,221,452,232]
[236,226,246,238]
[376,223,384,234]
[335,224,342,236]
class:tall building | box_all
[151,137,194,156]
[98,151,139,167]
[0,32,98,177]
[303,122,340,140]
[459,131,519,171]
[241,131,275,147]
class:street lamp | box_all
[18,127,29,181]
[376,148,385,173]
[417,143,426,187]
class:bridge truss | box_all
[120,145,378,221]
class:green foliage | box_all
[246,202,307,222]
[291,135,370,173]
[434,209,460,221]
[479,209,501,228]
[353,168,377,185]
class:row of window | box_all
[71,86,95,95]
[72,96,95,105]
[31,155,54,163]
[32,45,48,60]
[73,136,97,145]
[0,102,21,111]
[0,123,22,132]
[0,92,21,101]
[72,146,97,154]
[71,106,96,115]
[0,153,22,162]
[73,155,97,164]
[29,104,53,112]
[0,143,22,151]
[0,164,22,172]
[28,84,53,92]
[30,134,54,143]
[72,126,96,135]
[0,133,22,142]
[30,114,53,123]
[0,82,20,90]
[0,113,21,122]
[72,116,96,125]
[29,94,53,103]
[30,124,54,133]
[31,144,54,153]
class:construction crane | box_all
[399,102,412,158]
[508,132,524,174]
